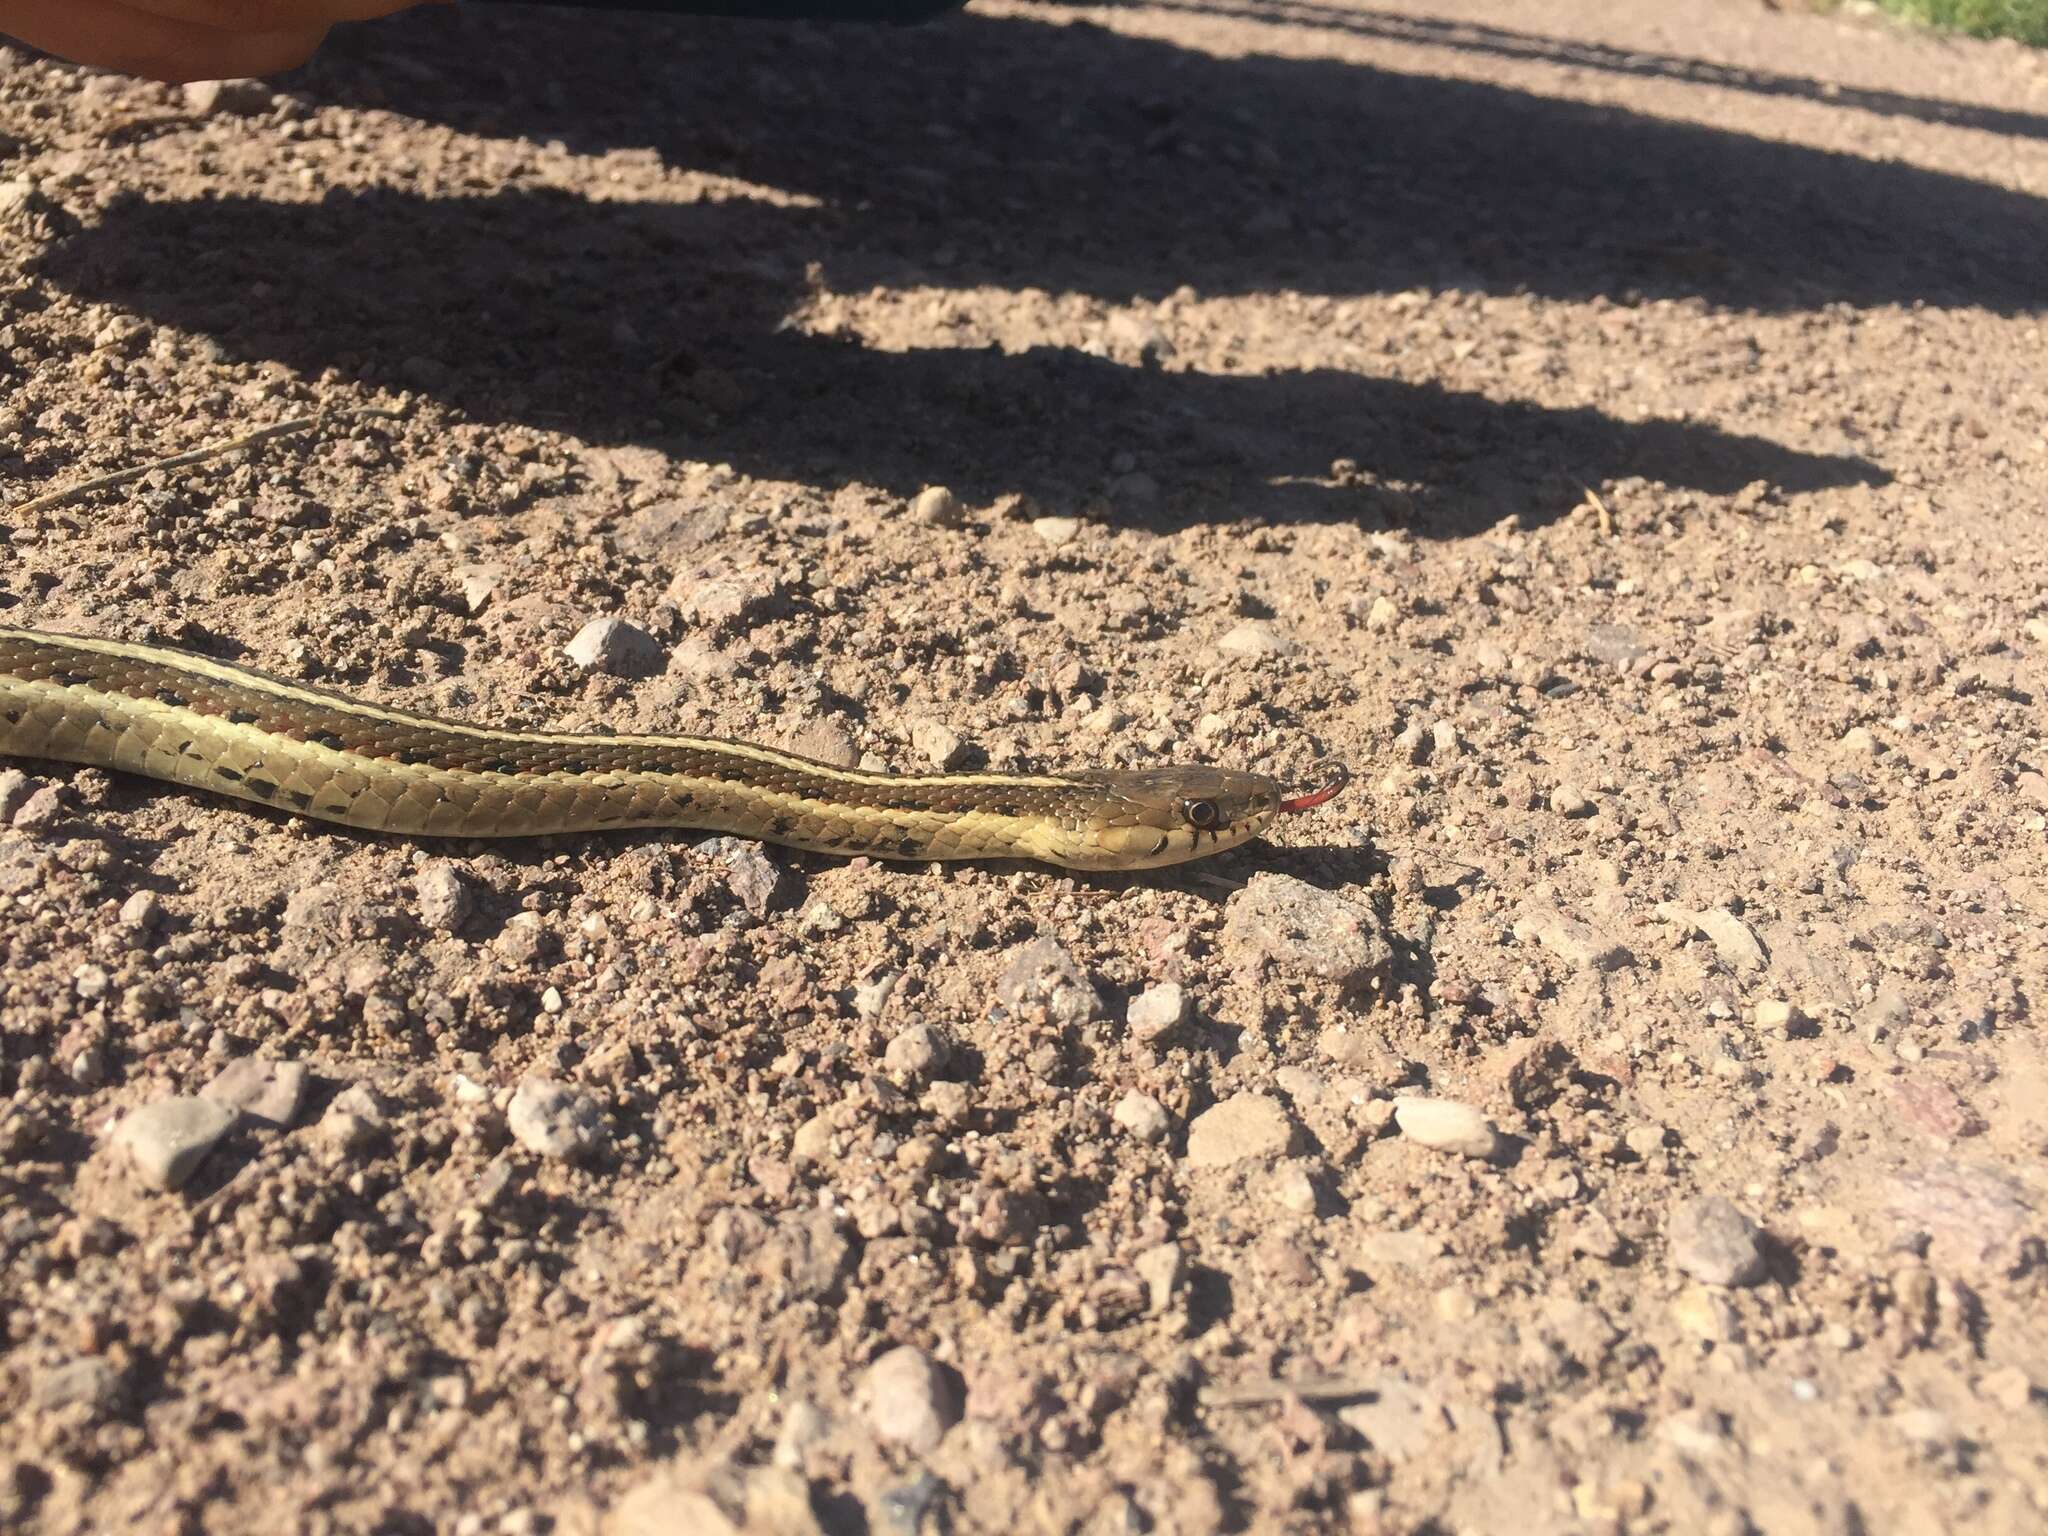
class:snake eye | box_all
[1183,798,1220,830]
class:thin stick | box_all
[7,407,406,519]
[1200,1373,1385,1409]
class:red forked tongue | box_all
[1278,763,1350,814]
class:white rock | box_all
[1113,1090,1170,1144]
[507,1077,606,1161]
[1030,515,1082,547]
[1126,982,1187,1040]
[564,615,664,676]
[1392,1096,1498,1159]
[1216,621,1296,660]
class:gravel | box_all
[1220,874,1394,991]
[415,861,476,933]
[863,1345,961,1453]
[564,615,665,676]
[997,938,1101,1027]
[508,1077,607,1162]
[1667,1197,1768,1287]
[111,1096,237,1190]
[201,1056,307,1128]
[1392,1096,1499,1159]
[1183,1093,1295,1167]
[1112,1090,1170,1144]
[1125,981,1187,1040]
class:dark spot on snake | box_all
[897,835,920,857]
[285,789,313,810]
[1,709,18,725]
[154,688,189,708]
[310,731,346,751]
[559,760,589,776]
[993,803,1020,818]
[226,709,258,725]
[398,750,433,766]
[244,779,278,800]
[214,765,243,783]
[483,760,516,775]
[769,816,793,838]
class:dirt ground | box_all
[3,1,2047,1532]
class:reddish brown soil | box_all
[3,3,2046,1533]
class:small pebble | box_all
[1271,1164,1318,1215]
[1753,997,1793,1031]
[1625,1123,1670,1159]
[1671,1286,1742,1341]
[1221,875,1393,991]
[201,1056,306,1128]
[1392,1096,1498,1159]
[883,1023,947,1081]
[997,938,1101,1027]
[0,767,31,821]
[910,485,963,528]
[563,615,664,676]
[773,1397,831,1469]
[415,861,475,933]
[181,77,272,116]
[1433,1286,1478,1322]
[911,720,970,770]
[507,1077,607,1162]
[118,890,163,929]
[1513,905,1635,972]
[1551,784,1595,818]
[705,841,779,918]
[1113,1090,1169,1144]
[1184,1093,1295,1167]
[864,1345,961,1453]
[35,1356,120,1414]
[12,784,63,830]
[112,1097,236,1191]
[1125,982,1187,1040]
[791,1114,835,1164]
[1216,620,1295,660]
[1134,1241,1185,1312]
[1668,1196,1767,1287]
[854,971,898,1023]
[1030,515,1082,548]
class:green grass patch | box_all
[1864,0,2048,45]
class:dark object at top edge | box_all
[463,0,965,21]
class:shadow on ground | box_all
[35,2,1994,525]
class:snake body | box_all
[0,628,1336,870]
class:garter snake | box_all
[0,627,1343,871]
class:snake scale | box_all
[0,627,1343,870]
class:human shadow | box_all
[286,3,2047,313]
[37,184,1881,531]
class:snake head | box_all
[1060,765,1337,870]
